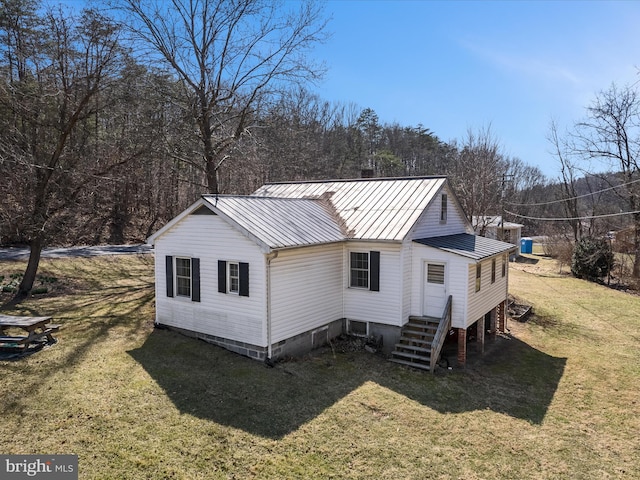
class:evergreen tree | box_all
[571,236,615,282]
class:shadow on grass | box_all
[0,272,155,414]
[129,329,566,439]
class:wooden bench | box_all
[0,325,59,346]
[28,325,60,343]
[0,335,30,350]
[0,316,60,352]
[0,335,29,345]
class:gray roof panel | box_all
[414,233,517,261]
[253,177,447,241]
[201,195,344,249]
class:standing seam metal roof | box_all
[252,177,447,241]
[201,195,344,249]
[413,233,517,261]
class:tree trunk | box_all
[205,154,219,195]
[13,235,44,303]
[634,213,640,278]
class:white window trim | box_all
[175,256,192,299]
[227,261,240,295]
[491,258,496,284]
[349,251,370,289]
[440,193,448,223]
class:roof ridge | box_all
[313,192,354,239]
[202,194,320,202]
[263,175,447,186]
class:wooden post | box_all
[478,316,485,354]
[457,328,467,366]
[498,300,506,333]
[488,309,496,339]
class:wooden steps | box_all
[390,316,440,371]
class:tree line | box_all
[1,0,638,301]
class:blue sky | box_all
[312,0,640,178]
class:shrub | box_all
[571,236,615,281]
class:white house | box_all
[472,215,523,255]
[148,177,517,370]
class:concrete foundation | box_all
[366,322,402,355]
[160,318,344,361]
[269,318,343,359]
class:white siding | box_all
[409,185,471,240]
[410,244,469,328]
[465,256,509,329]
[400,241,413,322]
[485,225,522,247]
[344,242,403,326]
[484,228,498,240]
[270,244,343,343]
[154,214,267,346]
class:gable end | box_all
[191,205,216,215]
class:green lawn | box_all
[0,254,638,479]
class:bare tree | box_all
[116,0,328,194]
[571,84,640,276]
[548,120,584,241]
[0,3,122,302]
[449,125,507,234]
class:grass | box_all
[1,254,639,479]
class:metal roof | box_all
[414,233,517,261]
[252,177,447,241]
[472,215,524,229]
[201,195,344,250]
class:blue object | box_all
[520,237,533,254]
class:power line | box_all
[505,177,640,207]
[505,208,640,222]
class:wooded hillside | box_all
[1,0,637,273]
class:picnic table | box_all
[0,314,59,350]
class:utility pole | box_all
[500,174,514,242]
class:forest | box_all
[1,0,639,299]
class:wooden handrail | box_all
[430,295,452,373]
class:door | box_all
[423,262,446,317]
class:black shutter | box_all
[191,258,201,302]
[369,251,380,292]
[239,262,250,297]
[218,260,227,293]
[165,256,174,297]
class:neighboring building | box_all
[472,215,523,255]
[148,177,517,371]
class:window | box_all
[348,320,368,337]
[176,257,192,297]
[165,256,200,302]
[475,264,481,292]
[440,194,448,223]
[491,259,496,284]
[427,264,445,284]
[502,255,507,277]
[350,252,369,288]
[228,262,240,294]
[218,260,249,296]
[349,251,380,291]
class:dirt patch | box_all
[509,301,532,322]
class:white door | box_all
[423,262,446,318]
